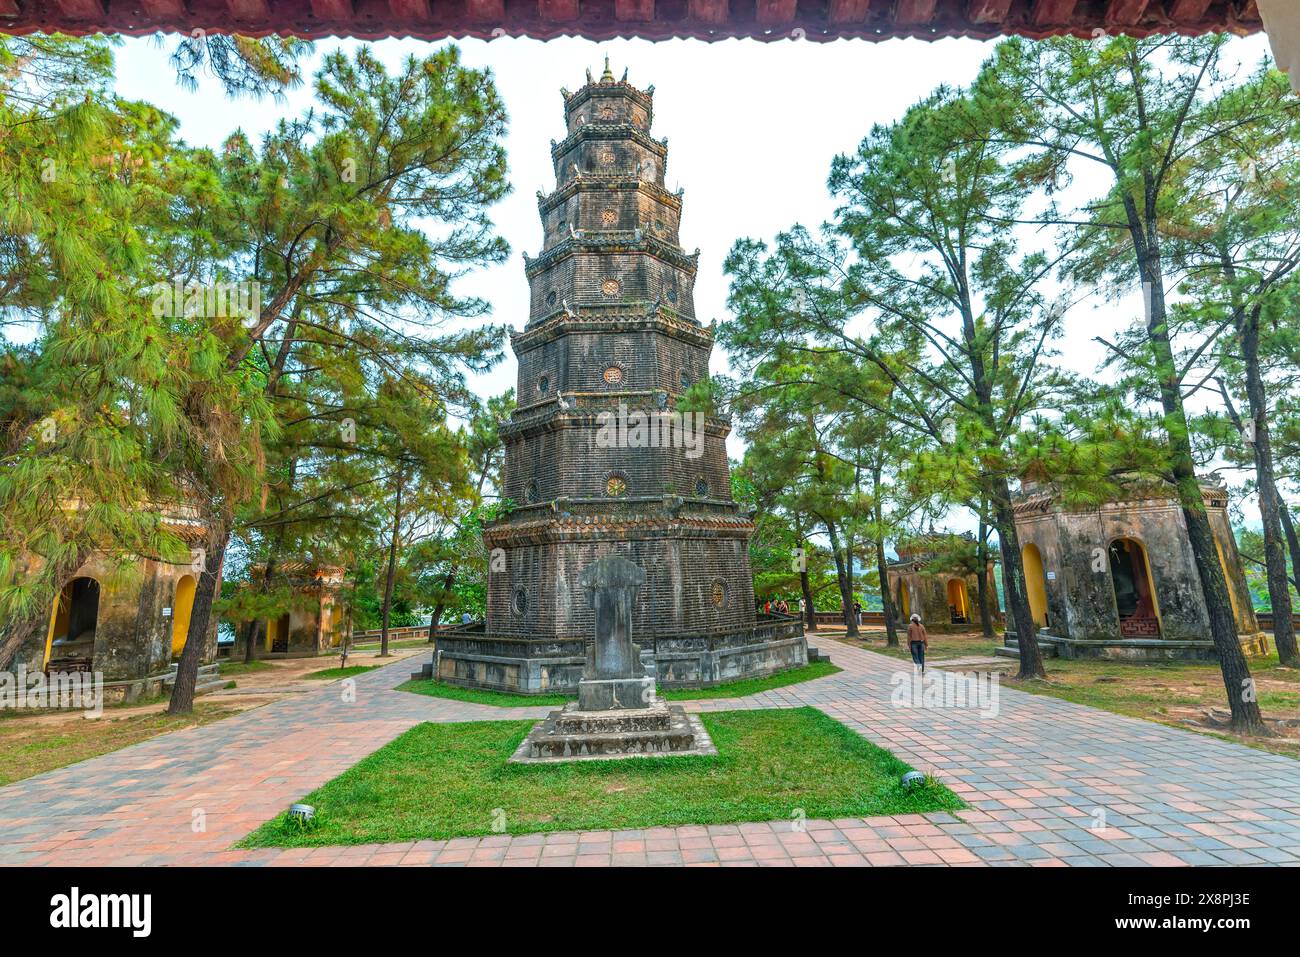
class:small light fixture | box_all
[289,803,315,823]
[901,771,926,791]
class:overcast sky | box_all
[112,31,1278,529]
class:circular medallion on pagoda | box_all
[695,477,710,498]
[598,106,616,121]
[537,374,550,395]
[602,364,624,385]
[546,290,557,307]
[711,579,728,608]
[598,148,616,166]
[511,587,528,617]
[601,278,620,297]
[665,288,678,305]
[601,207,617,226]
[605,473,628,497]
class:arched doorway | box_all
[1021,543,1049,628]
[946,578,970,624]
[171,575,197,657]
[45,576,99,671]
[266,612,291,654]
[896,580,911,620]
[1109,538,1160,637]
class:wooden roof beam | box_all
[1031,0,1078,27]
[388,0,431,19]
[756,0,796,27]
[1104,0,1151,26]
[226,0,270,19]
[894,0,937,26]
[54,0,103,18]
[615,0,654,19]
[967,0,1014,25]
[827,0,871,24]
[309,0,355,20]
[688,0,727,25]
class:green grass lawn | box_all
[397,661,841,708]
[303,665,380,680]
[239,707,962,846]
[215,660,275,676]
[397,679,572,707]
[657,661,842,699]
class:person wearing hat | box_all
[907,613,928,673]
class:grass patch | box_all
[216,660,274,677]
[658,661,842,700]
[239,707,963,846]
[0,704,242,786]
[397,661,841,708]
[304,665,379,681]
[397,679,572,707]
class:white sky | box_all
[111,31,1279,531]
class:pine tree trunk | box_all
[990,484,1046,680]
[876,539,898,646]
[428,569,455,642]
[1280,506,1300,594]
[976,520,995,639]
[823,517,859,638]
[1242,308,1298,666]
[379,467,405,658]
[800,565,817,632]
[1143,271,1264,733]
[168,528,227,716]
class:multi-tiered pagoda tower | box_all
[434,62,806,694]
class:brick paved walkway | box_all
[2,642,1298,866]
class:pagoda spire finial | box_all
[601,55,614,82]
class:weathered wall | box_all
[42,554,217,681]
[1014,491,1260,643]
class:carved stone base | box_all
[509,700,716,763]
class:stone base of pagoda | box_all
[508,700,716,763]
[431,615,807,695]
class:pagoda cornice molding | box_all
[550,124,668,161]
[537,177,682,215]
[515,306,710,347]
[524,234,699,278]
[483,510,754,549]
[561,80,654,116]
[500,394,732,443]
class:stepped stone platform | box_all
[510,698,715,763]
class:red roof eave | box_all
[0,0,1266,44]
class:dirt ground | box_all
[822,626,1300,758]
[0,646,429,786]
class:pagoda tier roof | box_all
[523,232,698,277]
[538,177,681,215]
[0,1,1263,45]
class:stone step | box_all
[997,636,1059,659]
[807,646,830,664]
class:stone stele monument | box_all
[512,556,715,762]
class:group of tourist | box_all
[762,598,799,617]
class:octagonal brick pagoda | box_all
[433,61,806,694]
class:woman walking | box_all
[907,613,928,673]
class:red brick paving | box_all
[1,642,1298,866]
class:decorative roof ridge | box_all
[537,178,682,213]
[550,124,668,159]
[524,234,699,276]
